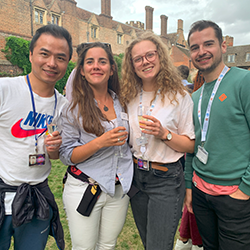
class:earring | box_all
[82,76,85,81]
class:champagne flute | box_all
[137,105,150,159]
[115,120,127,158]
[137,105,150,134]
[45,110,62,147]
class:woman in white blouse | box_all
[120,32,195,250]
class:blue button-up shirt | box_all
[59,91,133,197]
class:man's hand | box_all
[44,131,62,159]
[185,188,193,214]
[230,188,250,200]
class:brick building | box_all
[0,0,195,75]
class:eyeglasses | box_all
[132,50,157,66]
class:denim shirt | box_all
[59,90,133,197]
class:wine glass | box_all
[45,110,62,147]
[137,105,150,159]
[45,110,62,136]
[115,120,127,158]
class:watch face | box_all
[167,132,172,140]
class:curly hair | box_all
[120,31,186,107]
[69,42,120,136]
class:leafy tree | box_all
[55,61,75,93]
[114,53,124,79]
[2,36,31,75]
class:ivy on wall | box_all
[2,36,31,75]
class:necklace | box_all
[97,100,109,112]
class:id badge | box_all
[136,136,148,146]
[137,158,149,171]
[121,112,128,121]
[196,145,208,165]
[29,154,46,166]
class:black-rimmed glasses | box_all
[132,50,157,66]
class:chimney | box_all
[177,19,183,34]
[145,6,154,30]
[224,35,234,47]
[160,15,168,37]
[101,0,111,17]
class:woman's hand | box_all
[139,115,195,153]
[97,126,128,148]
[71,126,128,164]
[139,115,166,140]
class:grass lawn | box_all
[10,159,180,249]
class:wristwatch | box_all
[162,130,172,141]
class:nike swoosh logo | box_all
[11,119,47,138]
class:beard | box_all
[194,53,223,75]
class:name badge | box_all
[137,158,149,171]
[121,112,128,121]
[196,145,208,165]
[29,153,46,166]
[136,136,148,146]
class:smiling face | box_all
[189,27,227,81]
[131,40,160,85]
[80,47,113,90]
[29,33,69,88]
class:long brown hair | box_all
[120,32,186,107]
[69,42,120,136]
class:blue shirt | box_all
[59,90,133,196]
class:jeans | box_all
[0,206,53,250]
[63,174,130,250]
[192,184,250,250]
[130,160,185,250]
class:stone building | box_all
[0,0,194,74]
[223,36,250,70]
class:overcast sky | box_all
[77,0,249,46]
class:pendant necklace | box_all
[97,100,109,112]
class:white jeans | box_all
[63,174,130,250]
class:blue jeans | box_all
[0,206,53,250]
[130,160,185,250]
[192,184,250,250]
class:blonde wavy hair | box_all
[120,32,186,106]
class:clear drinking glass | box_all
[137,105,150,159]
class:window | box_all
[117,33,123,44]
[52,14,60,25]
[246,53,250,62]
[35,9,44,24]
[227,54,235,63]
[91,27,97,38]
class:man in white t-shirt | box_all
[0,24,72,250]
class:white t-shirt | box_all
[0,76,68,213]
[127,90,195,163]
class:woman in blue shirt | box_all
[59,42,133,249]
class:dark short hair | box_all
[187,20,223,46]
[177,65,189,80]
[29,24,73,61]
